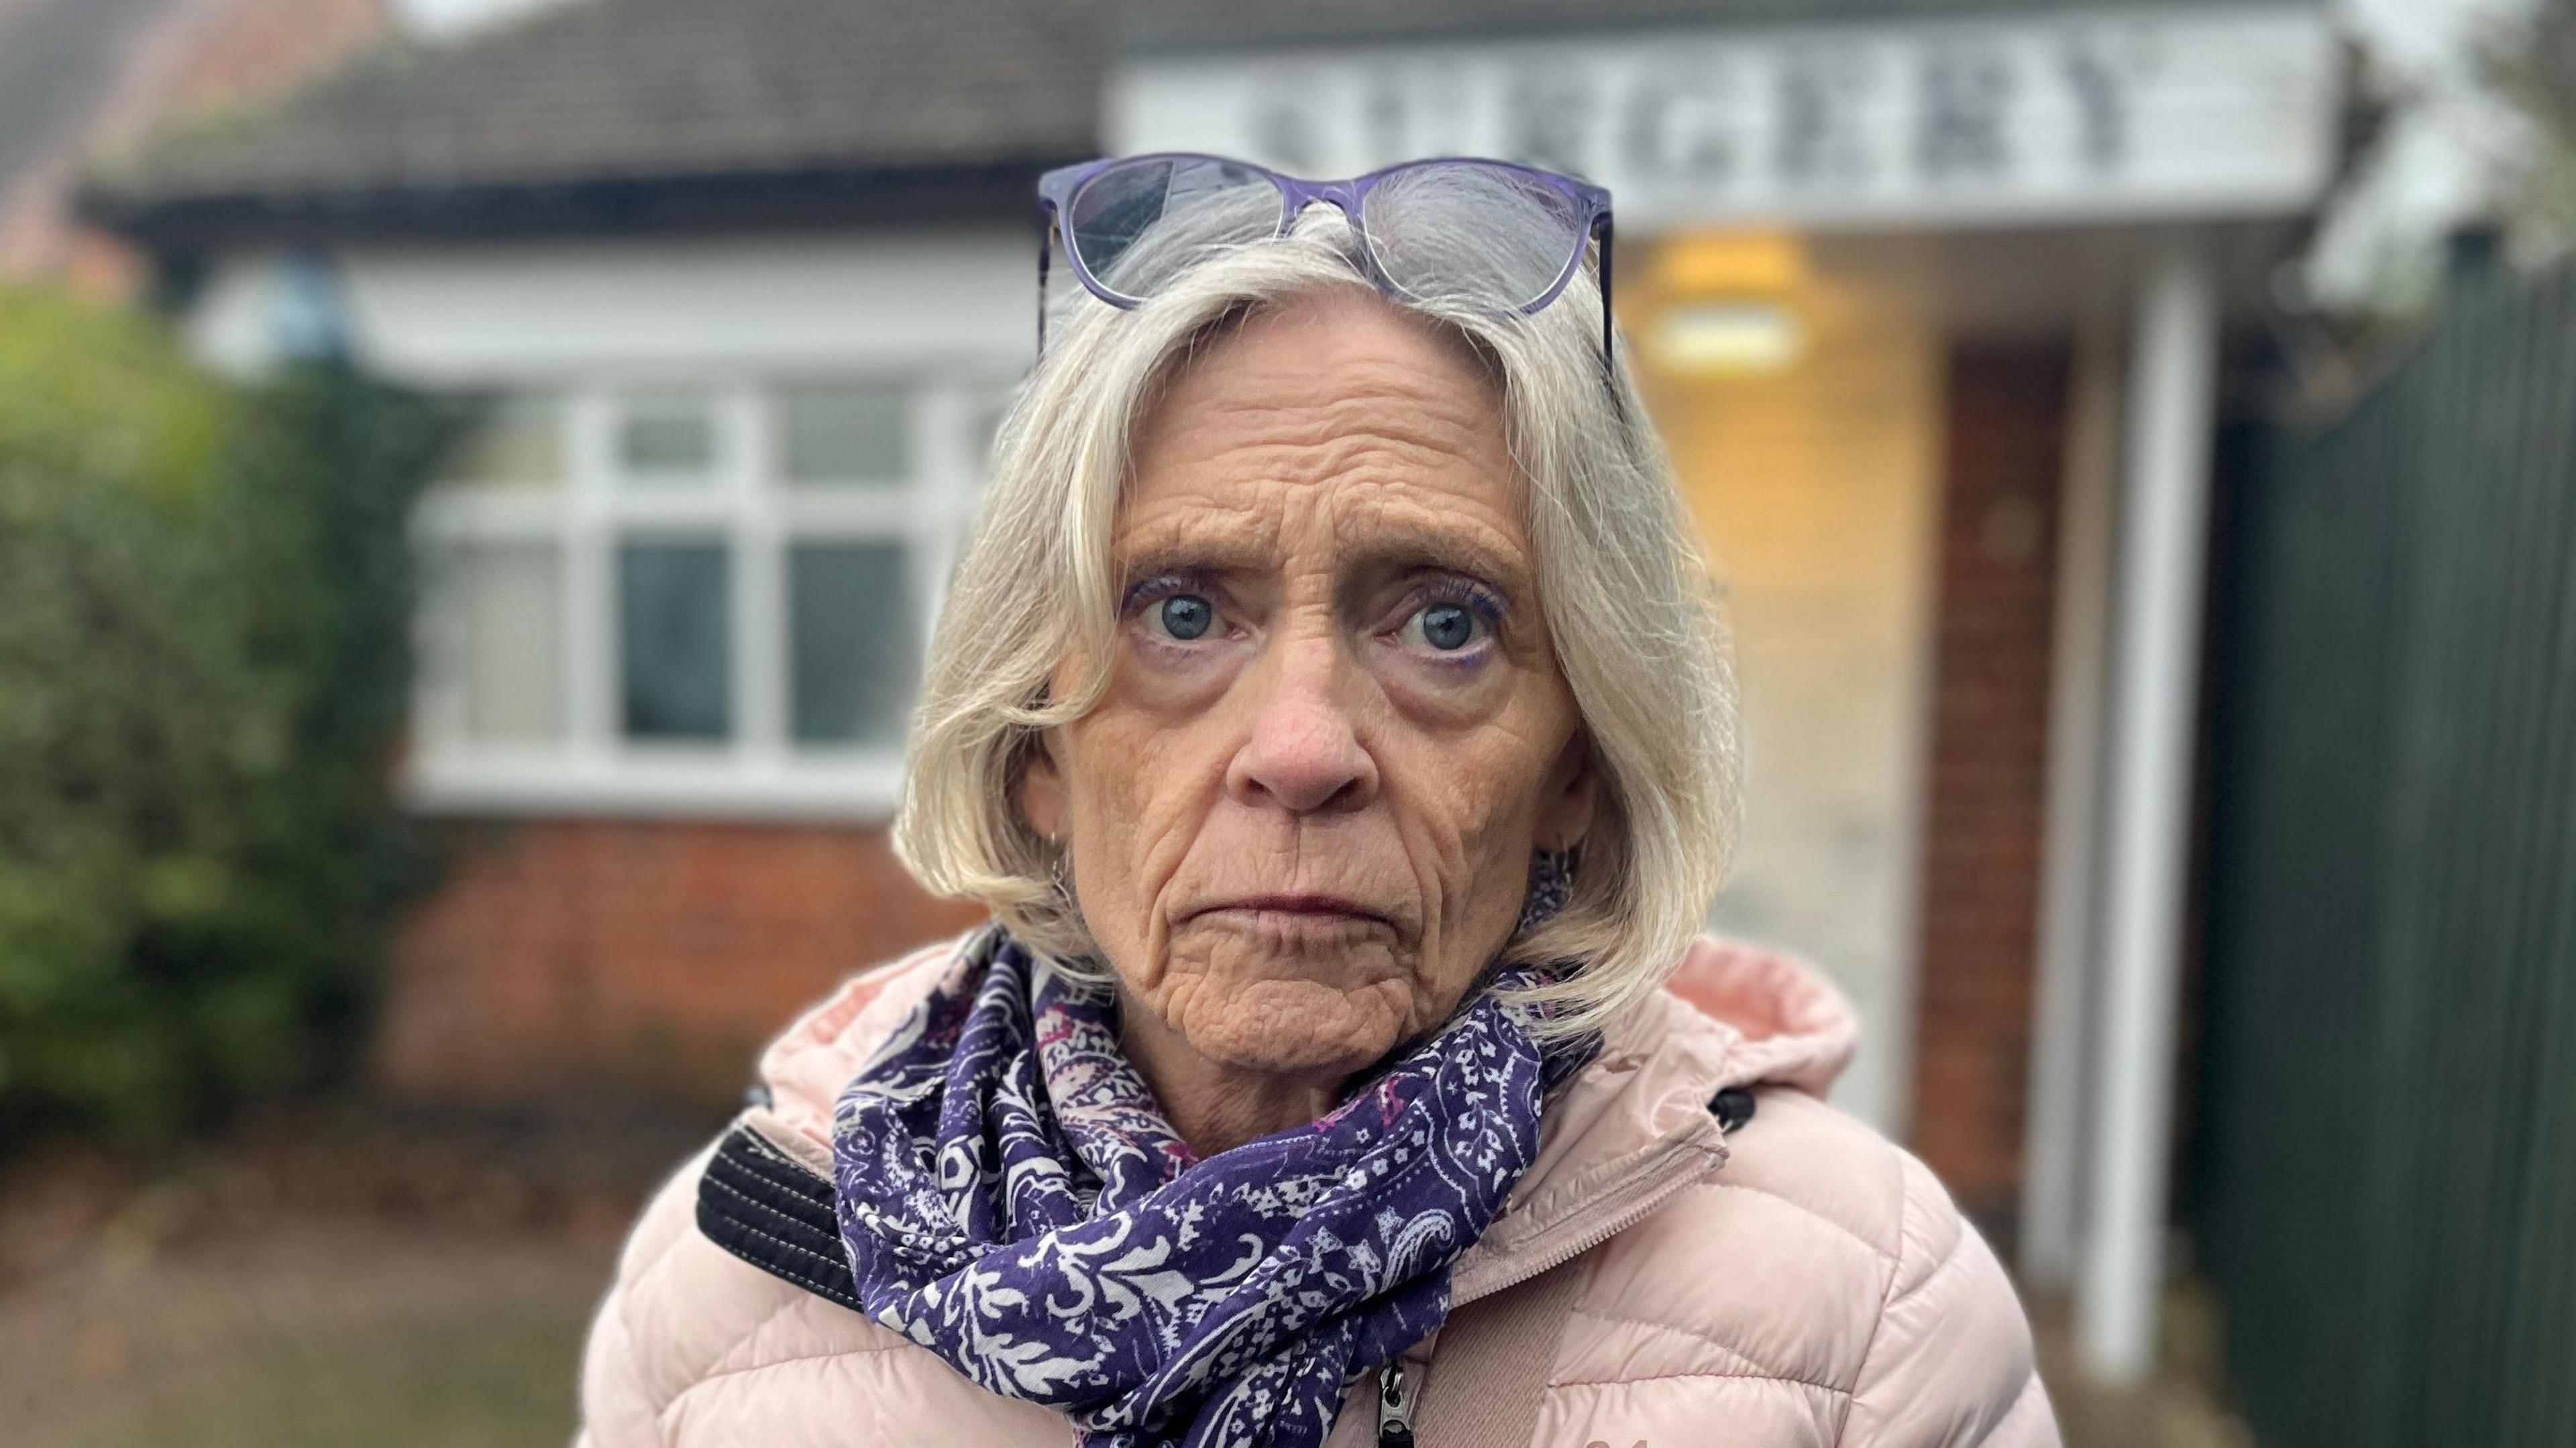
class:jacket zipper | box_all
[1373,1121,1727,1447]
[1377,1359,1417,1448]
[1448,1119,1727,1309]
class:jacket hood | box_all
[1657,932,1862,1097]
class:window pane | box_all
[619,540,731,740]
[448,395,563,489]
[439,543,564,740]
[616,392,718,483]
[779,384,908,487]
[790,541,915,746]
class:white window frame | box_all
[404,370,1005,821]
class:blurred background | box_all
[1,0,2570,1443]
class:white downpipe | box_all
[2079,235,2220,1382]
[2021,310,2125,1290]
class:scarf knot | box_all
[830,927,1589,1448]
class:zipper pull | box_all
[1377,1359,1416,1448]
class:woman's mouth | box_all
[1191,893,1397,932]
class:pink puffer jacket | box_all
[577,932,2058,1447]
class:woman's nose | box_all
[1224,635,1379,816]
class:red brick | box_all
[1909,340,2072,1241]
[376,818,985,1108]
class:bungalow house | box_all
[82,0,2349,1380]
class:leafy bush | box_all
[0,286,454,1143]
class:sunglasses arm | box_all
[1597,212,1621,409]
[1036,202,1056,358]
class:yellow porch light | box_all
[1650,231,1809,296]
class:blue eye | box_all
[1403,600,1492,654]
[1393,579,1505,658]
[1419,603,1474,651]
[1156,594,1214,641]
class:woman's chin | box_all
[1165,974,1413,1080]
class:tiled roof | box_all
[0,0,167,195]
[86,0,1104,226]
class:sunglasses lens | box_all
[1065,156,1284,302]
[1360,162,1591,312]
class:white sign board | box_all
[1110,6,2339,230]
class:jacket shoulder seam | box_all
[1568,1303,1849,1396]
[1837,1233,2027,1443]
[1547,1369,1851,1396]
[1689,1176,1898,1265]
[657,1340,916,1426]
[1839,1158,1975,1444]
[1883,1201,1975,1314]
[1829,1144,1917,1444]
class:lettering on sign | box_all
[1110,7,2335,228]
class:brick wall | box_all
[1911,339,2072,1240]
[377,818,985,1105]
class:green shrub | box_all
[0,286,455,1143]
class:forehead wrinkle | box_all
[1153,376,1502,475]
[1331,504,1534,600]
[1127,393,1522,535]
[1237,427,1508,503]
[1285,451,1526,571]
[1114,485,1534,604]
[1114,503,1279,581]
[1120,308,1525,590]
[1120,444,1517,577]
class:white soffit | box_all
[187,231,1034,383]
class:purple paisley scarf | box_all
[830,927,1591,1448]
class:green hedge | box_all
[0,286,455,1144]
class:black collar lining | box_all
[696,1123,865,1314]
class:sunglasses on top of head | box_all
[1034,153,1617,378]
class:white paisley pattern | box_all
[830,927,1591,1448]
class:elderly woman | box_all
[578,157,2056,1448]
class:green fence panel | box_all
[2195,259,2576,1448]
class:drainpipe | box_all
[2021,309,2125,1290]
[2079,232,2220,1384]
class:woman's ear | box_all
[1536,736,1597,852]
[1016,733,1067,842]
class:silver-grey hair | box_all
[894,201,1739,1042]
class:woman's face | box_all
[1020,290,1594,1087]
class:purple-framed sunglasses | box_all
[1035,153,1615,370]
